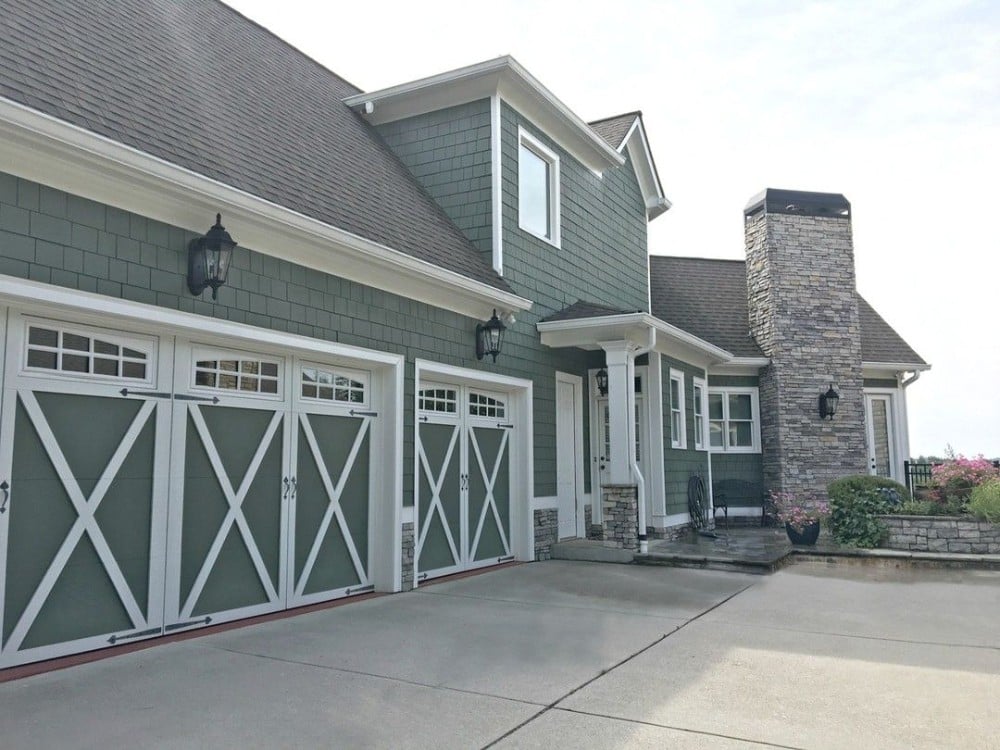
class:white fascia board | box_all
[619,117,671,221]
[710,357,770,376]
[862,361,932,377]
[344,56,624,174]
[0,97,532,321]
[537,312,732,364]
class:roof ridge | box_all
[587,111,641,125]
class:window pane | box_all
[693,385,703,416]
[670,378,680,406]
[729,394,752,420]
[63,333,90,352]
[94,358,118,376]
[122,362,146,379]
[708,393,724,420]
[730,421,753,447]
[29,327,59,347]
[27,350,57,369]
[519,143,550,238]
[62,353,89,372]
[94,340,119,356]
[709,421,725,447]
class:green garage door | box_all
[0,316,381,666]
[416,384,512,581]
[0,319,169,668]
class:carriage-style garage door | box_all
[416,383,513,581]
[0,313,377,668]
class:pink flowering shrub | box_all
[929,455,1000,506]
[770,491,830,532]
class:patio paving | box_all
[1,560,998,749]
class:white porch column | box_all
[601,341,637,485]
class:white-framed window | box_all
[419,387,458,414]
[517,127,560,246]
[669,369,686,449]
[469,391,506,419]
[708,387,761,453]
[23,320,155,385]
[300,364,368,405]
[693,376,707,451]
[193,354,281,396]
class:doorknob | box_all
[0,480,8,514]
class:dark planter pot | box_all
[785,521,821,546]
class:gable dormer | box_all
[346,56,668,318]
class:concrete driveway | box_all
[2,560,998,749]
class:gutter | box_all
[631,326,656,555]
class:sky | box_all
[224,0,999,458]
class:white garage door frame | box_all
[412,359,533,589]
[0,276,406,597]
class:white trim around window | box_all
[669,369,686,449]
[517,127,560,247]
[708,386,761,453]
[693,376,708,451]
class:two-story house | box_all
[0,0,925,670]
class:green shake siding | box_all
[661,355,709,516]
[0,172,605,499]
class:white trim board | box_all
[0,96,532,322]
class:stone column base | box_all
[401,521,415,591]
[601,484,639,550]
[534,508,558,560]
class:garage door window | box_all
[301,365,368,404]
[469,392,505,419]
[24,322,152,383]
[419,387,458,414]
[194,356,280,394]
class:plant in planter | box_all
[770,491,830,545]
[969,479,1000,523]
[828,475,910,547]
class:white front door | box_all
[555,377,579,539]
[865,394,896,479]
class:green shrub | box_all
[969,479,1000,523]
[827,475,911,547]
[895,500,938,516]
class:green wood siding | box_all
[0,173,601,500]
[661,355,709,515]
[708,375,760,387]
[500,104,649,315]
[375,100,493,261]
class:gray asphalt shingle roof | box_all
[588,112,638,150]
[649,256,926,365]
[540,300,634,323]
[0,0,511,293]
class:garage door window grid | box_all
[23,321,152,383]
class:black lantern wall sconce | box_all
[819,384,840,420]
[475,309,507,362]
[595,368,609,396]
[188,213,236,300]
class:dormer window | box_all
[518,128,560,247]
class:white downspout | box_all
[631,326,656,554]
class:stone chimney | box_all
[744,188,867,498]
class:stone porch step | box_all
[551,539,635,564]
[633,551,791,575]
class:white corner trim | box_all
[344,56,624,174]
[401,506,415,525]
[490,94,504,275]
[0,96,532,321]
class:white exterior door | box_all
[865,393,897,480]
[555,378,579,539]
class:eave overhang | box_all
[537,312,732,366]
[344,56,626,174]
[862,361,932,378]
[0,97,532,321]
[616,116,671,221]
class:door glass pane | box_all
[709,422,724,448]
[730,421,753,447]
[871,400,892,477]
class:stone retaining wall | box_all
[534,508,558,561]
[881,515,1000,554]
